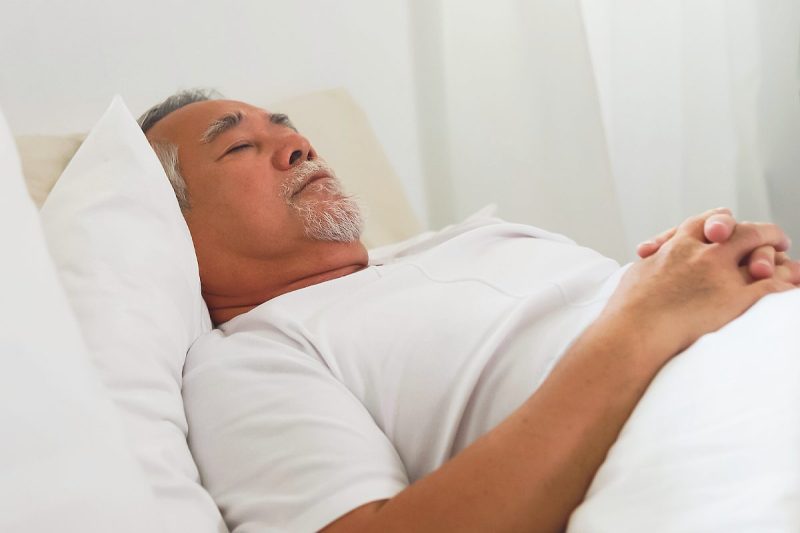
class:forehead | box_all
[145,99,267,145]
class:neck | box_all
[202,241,369,326]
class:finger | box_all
[777,259,800,285]
[637,226,677,258]
[724,223,791,263]
[746,245,775,279]
[704,213,736,243]
[749,276,796,301]
[773,264,796,286]
[771,253,800,285]
[678,207,733,241]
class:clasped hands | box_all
[604,208,800,362]
[637,207,800,284]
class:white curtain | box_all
[412,0,800,262]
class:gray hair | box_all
[150,142,191,210]
[138,88,222,210]
[138,88,220,133]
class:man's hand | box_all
[607,209,800,359]
[636,208,796,281]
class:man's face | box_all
[145,99,362,267]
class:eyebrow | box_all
[201,111,243,144]
[270,113,297,132]
[201,111,297,144]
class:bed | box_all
[2,88,799,532]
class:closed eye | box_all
[225,143,253,155]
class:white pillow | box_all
[39,97,226,533]
[0,106,161,531]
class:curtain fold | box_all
[417,0,800,261]
[424,0,626,260]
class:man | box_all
[141,90,800,532]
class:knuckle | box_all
[711,213,736,226]
[772,279,791,292]
[764,223,781,239]
[736,224,761,248]
[679,215,703,231]
[755,222,784,244]
[708,206,732,217]
[686,209,728,229]
[789,266,800,284]
[693,248,718,269]
[758,246,776,261]
[669,237,695,257]
[774,264,791,281]
[704,214,735,239]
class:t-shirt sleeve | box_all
[183,330,409,532]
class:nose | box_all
[273,131,316,170]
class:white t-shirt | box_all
[183,215,626,532]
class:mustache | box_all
[281,159,339,199]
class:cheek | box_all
[194,165,280,216]
[215,163,276,200]
[193,171,299,249]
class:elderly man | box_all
[140,90,799,533]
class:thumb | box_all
[704,213,735,243]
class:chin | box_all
[299,198,363,243]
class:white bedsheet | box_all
[568,289,800,532]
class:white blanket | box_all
[568,289,800,532]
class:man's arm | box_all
[322,211,799,533]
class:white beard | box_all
[283,160,363,242]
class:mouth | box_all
[293,170,331,196]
